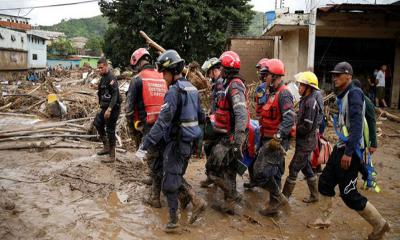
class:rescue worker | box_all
[282,71,322,203]
[94,57,121,163]
[139,50,206,231]
[200,57,224,188]
[308,62,390,240]
[243,58,270,189]
[125,48,167,208]
[207,51,249,215]
[253,59,295,216]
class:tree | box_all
[99,0,254,68]
[85,37,104,56]
[47,38,76,57]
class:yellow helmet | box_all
[295,71,319,90]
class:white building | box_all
[0,27,28,71]
[27,31,48,69]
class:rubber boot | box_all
[178,189,191,210]
[141,176,153,186]
[97,136,110,155]
[307,195,333,229]
[165,211,179,233]
[358,202,390,240]
[188,188,207,224]
[303,176,319,203]
[282,178,296,199]
[102,144,116,163]
[200,175,213,188]
[144,178,161,208]
[243,181,257,189]
[259,191,288,216]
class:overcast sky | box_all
[0,0,397,26]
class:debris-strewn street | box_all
[0,84,399,239]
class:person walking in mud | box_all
[308,62,390,240]
[243,58,269,190]
[125,48,167,208]
[252,59,295,216]
[94,57,121,163]
[282,71,322,203]
[137,50,206,232]
[207,51,249,215]
[199,57,224,188]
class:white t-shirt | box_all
[376,70,385,87]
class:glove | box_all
[230,143,243,161]
[135,144,147,163]
[273,132,282,142]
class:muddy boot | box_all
[144,178,161,208]
[307,195,333,229]
[188,189,207,224]
[259,192,288,216]
[358,202,390,240]
[165,211,179,233]
[97,136,110,155]
[303,176,319,203]
[282,178,296,199]
[200,176,213,188]
[101,144,116,163]
[243,181,257,189]
[178,189,191,210]
[141,176,153,186]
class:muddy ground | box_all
[0,119,399,240]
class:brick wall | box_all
[228,37,274,84]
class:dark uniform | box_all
[283,87,322,203]
[207,74,248,214]
[125,64,166,208]
[142,77,206,227]
[94,70,121,158]
[254,81,295,216]
[201,76,224,187]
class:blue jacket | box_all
[336,83,364,157]
[142,77,204,149]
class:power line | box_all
[0,0,98,11]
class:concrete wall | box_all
[27,35,47,69]
[229,37,274,83]
[0,49,27,70]
[391,39,400,108]
[0,27,28,51]
[280,29,309,82]
[47,59,80,69]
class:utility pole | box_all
[307,0,317,71]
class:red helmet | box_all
[219,51,240,70]
[130,48,150,66]
[265,59,285,76]
[256,58,269,69]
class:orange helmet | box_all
[219,51,240,70]
[256,58,269,69]
[130,48,150,67]
[265,59,285,76]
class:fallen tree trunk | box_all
[376,108,400,123]
[139,30,210,90]
[0,117,93,134]
[0,127,87,138]
[0,134,96,142]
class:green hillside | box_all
[41,15,108,39]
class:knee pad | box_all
[341,192,368,211]
[318,176,336,197]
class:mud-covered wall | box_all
[0,50,28,70]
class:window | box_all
[0,33,3,40]
[42,39,45,45]
[21,37,24,43]
[11,35,15,41]
[32,54,38,60]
